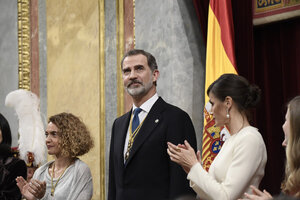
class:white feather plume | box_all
[5,89,47,166]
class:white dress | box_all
[187,126,267,200]
[33,158,93,200]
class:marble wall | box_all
[0,0,19,147]
[38,0,48,125]
[104,0,117,195]
[135,0,206,147]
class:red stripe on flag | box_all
[210,0,237,70]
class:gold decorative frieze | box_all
[253,0,300,25]
[17,0,31,90]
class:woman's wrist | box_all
[189,161,199,171]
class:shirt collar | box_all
[132,93,159,113]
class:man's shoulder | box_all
[151,98,192,124]
[113,110,131,124]
[117,110,131,119]
[159,98,189,115]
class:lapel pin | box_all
[155,119,159,123]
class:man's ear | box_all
[152,69,159,82]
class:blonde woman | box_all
[243,96,300,199]
[16,112,94,200]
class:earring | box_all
[226,108,230,118]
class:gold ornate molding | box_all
[99,0,106,199]
[17,0,31,91]
[116,0,125,116]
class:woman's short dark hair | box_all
[0,113,12,146]
[207,73,261,112]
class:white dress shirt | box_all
[123,93,159,162]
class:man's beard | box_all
[126,79,153,97]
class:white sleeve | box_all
[187,133,266,200]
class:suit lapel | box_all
[115,111,132,168]
[125,97,166,166]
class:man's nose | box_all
[129,70,138,79]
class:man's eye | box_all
[136,66,144,71]
[123,70,130,75]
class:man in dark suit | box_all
[108,49,197,200]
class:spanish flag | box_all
[201,0,238,171]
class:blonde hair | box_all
[282,96,300,197]
[49,112,94,158]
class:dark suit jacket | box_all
[0,144,27,200]
[108,97,197,200]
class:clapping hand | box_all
[16,176,46,200]
[167,140,201,173]
[238,185,272,200]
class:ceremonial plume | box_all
[5,89,47,166]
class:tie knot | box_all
[134,108,142,116]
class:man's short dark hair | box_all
[121,49,158,72]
